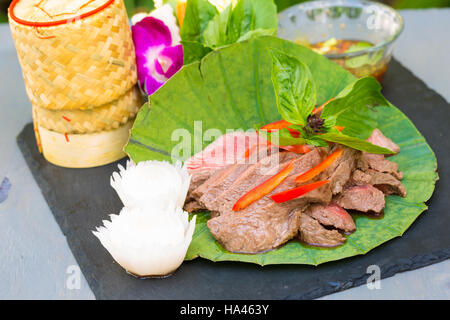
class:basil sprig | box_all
[266,50,394,155]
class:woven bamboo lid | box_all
[9,0,137,110]
[10,0,113,24]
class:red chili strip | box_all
[295,148,343,183]
[270,180,330,203]
[260,120,300,138]
[279,144,311,154]
[233,159,296,211]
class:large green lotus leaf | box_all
[126,36,438,265]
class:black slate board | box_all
[17,59,450,300]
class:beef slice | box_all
[335,185,385,214]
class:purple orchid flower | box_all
[132,17,183,95]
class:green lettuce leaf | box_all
[228,0,278,43]
[180,0,218,43]
[181,0,277,62]
[236,28,277,42]
[126,36,437,265]
[181,40,213,65]
[203,5,233,47]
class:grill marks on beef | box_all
[186,131,406,253]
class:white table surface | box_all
[0,9,449,300]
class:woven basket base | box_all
[37,121,133,168]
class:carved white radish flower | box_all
[93,205,195,277]
[110,160,190,210]
[93,160,195,278]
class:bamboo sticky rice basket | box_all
[33,85,142,134]
[9,0,137,110]
[9,0,143,168]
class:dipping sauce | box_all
[300,38,390,82]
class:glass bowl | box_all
[278,0,404,82]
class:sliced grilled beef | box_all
[207,202,303,253]
[184,131,267,171]
[206,149,331,253]
[352,169,406,197]
[298,212,346,247]
[184,200,205,213]
[187,170,216,199]
[199,147,288,211]
[358,153,403,179]
[209,148,325,216]
[306,203,356,233]
[189,166,233,200]
[335,185,385,214]
[192,130,405,252]
[190,145,277,201]
[367,128,400,154]
[321,147,359,195]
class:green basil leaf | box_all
[320,132,395,154]
[180,0,218,43]
[270,49,317,125]
[320,76,388,138]
[305,136,329,147]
